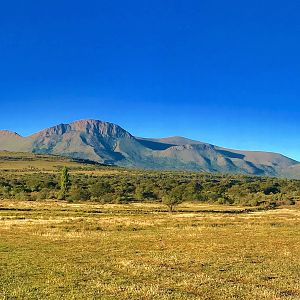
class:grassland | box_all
[1,200,300,300]
[1,151,300,299]
[0,151,122,175]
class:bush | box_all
[68,186,91,201]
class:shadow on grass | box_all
[0,207,32,212]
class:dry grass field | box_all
[0,151,122,175]
[1,200,300,300]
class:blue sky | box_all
[0,1,300,160]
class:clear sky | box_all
[0,1,299,160]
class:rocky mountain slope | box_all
[0,119,299,177]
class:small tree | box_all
[58,167,70,200]
[162,186,184,212]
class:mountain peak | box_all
[0,130,21,138]
[31,119,132,139]
[69,119,132,138]
[70,119,103,126]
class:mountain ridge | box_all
[0,130,21,137]
[0,119,299,178]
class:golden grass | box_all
[0,151,122,174]
[0,160,82,171]
[0,201,300,299]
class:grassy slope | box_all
[0,201,300,300]
[0,151,122,175]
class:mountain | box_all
[0,119,299,177]
[0,130,21,137]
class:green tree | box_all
[162,186,184,212]
[58,167,70,200]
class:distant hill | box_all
[0,119,299,177]
[0,150,104,172]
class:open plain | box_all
[1,200,300,300]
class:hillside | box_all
[0,151,106,172]
[0,119,299,177]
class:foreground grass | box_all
[0,201,300,299]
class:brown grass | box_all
[0,201,300,299]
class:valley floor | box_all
[0,201,300,299]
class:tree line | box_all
[0,167,300,210]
